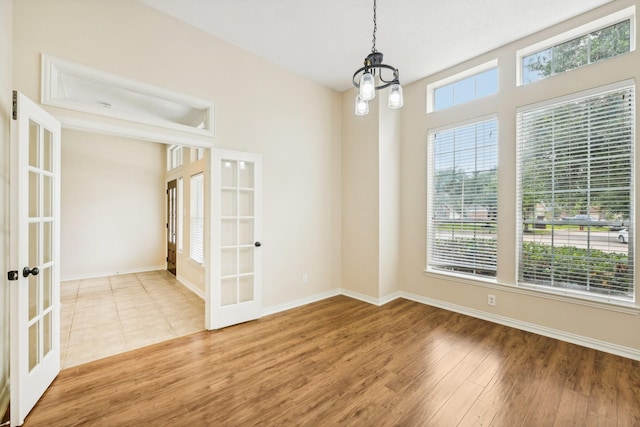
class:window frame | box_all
[427,115,499,281]
[516,6,636,86]
[515,80,635,304]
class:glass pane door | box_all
[221,160,255,306]
[210,149,262,330]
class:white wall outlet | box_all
[488,294,496,306]
[302,274,308,284]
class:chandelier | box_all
[352,0,403,116]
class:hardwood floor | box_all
[25,296,640,426]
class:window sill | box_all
[423,270,640,315]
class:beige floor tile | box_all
[79,277,110,287]
[113,288,150,298]
[110,280,142,289]
[61,287,78,299]
[76,288,113,303]
[78,284,112,294]
[123,328,178,350]
[72,311,120,329]
[117,306,161,321]
[62,270,203,369]
[120,315,170,332]
[64,340,127,368]
[168,317,205,336]
[109,274,139,283]
[68,325,123,347]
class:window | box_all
[428,118,498,278]
[177,177,183,252]
[431,66,498,112]
[192,147,205,162]
[517,83,634,300]
[521,18,632,85]
[167,145,183,171]
[190,173,204,264]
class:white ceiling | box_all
[137,0,614,92]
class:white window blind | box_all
[190,173,204,264]
[178,177,183,252]
[517,84,634,300]
[428,118,498,278]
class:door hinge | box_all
[166,256,169,262]
[12,90,17,120]
[8,270,19,281]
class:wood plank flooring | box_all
[24,296,640,426]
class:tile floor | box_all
[60,270,205,369]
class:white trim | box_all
[56,115,215,148]
[262,289,341,317]
[516,5,636,86]
[340,288,402,306]
[176,274,205,299]
[400,291,640,361]
[422,270,640,315]
[516,79,635,114]
[41,54,215,137]
[250,288,639,361]
[60,265,166,282]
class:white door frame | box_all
[49,122,215,331]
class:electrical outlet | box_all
[488,294,496,306]
[302,274,309,284]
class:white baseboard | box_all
[284,287,640,361]
[61,265,166,281]
[400,291,640,362]
[262,289,341,317]
[340,288,402,306]
[175,274,205,299]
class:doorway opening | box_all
[167,179,177,276]
[59,133,208,369]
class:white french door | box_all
[208,149,262,329]
[9,92,61,426]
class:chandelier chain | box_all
[371,0,377,53]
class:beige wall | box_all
[60,130,166,279]
[399,0,640,353]
[0,0,12,415]
[341,93,402,301]
[13,0,342,308]
[341,94,380,298]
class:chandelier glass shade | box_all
[352,0,403,115]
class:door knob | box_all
[23,267,39,278]
[254,241,262,247]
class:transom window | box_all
[517,83,634,300]
[167,145,183,171]
[519,8,634,85]
[431,67,498,112]
[428,118,498,278]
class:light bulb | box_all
[388,83,403,109]
[359,72,376,101]
[355,94,369,116]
